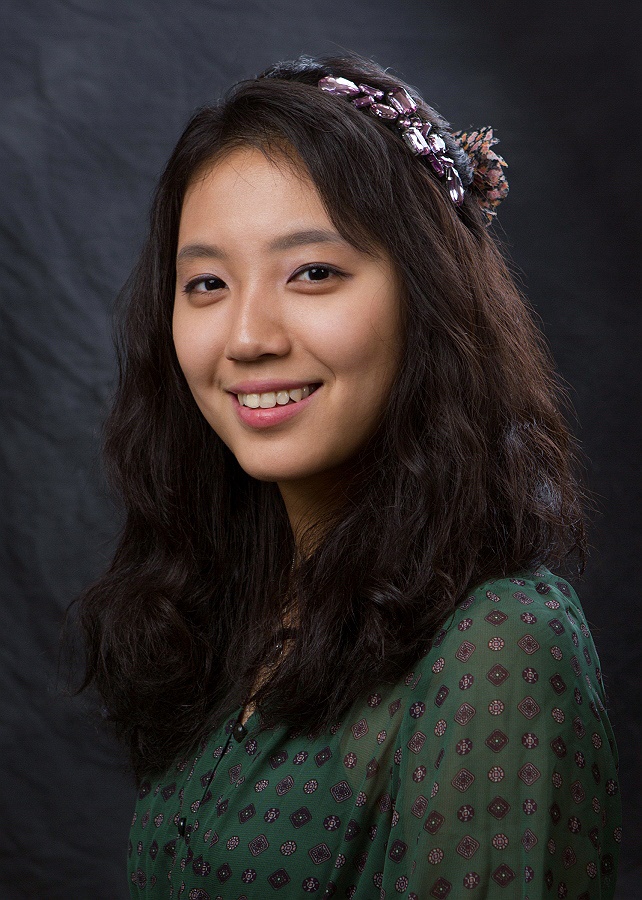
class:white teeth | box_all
[259,392,276,408]
[238,384,318,408]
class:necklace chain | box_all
[275,552,297,656]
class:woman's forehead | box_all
[178,148,338,251]
[186,143,313,201]
[180,148,384,262]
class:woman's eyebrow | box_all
[176,229,350,265]
[266,228,349,253]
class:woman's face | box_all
[173,146,402,498]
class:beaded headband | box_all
[318,75,509,225]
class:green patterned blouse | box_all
[128,567,621,899]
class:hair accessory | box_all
[318,75,508,225]
[318,75,465,206]
[452,126,509,225]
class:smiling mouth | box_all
[236,383,322,408]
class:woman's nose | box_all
[224,285,291,362]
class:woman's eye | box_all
[183,275,227,294]
[291,265,341,284]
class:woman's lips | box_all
[232,385,322,429]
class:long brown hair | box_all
[69,53,588,783]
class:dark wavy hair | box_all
[70,53,588,783]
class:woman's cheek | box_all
[173,314,218,385]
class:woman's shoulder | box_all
[441,565,585,626]
[411,565,609,714]
[392,576,622,899]
[428,565,591,654]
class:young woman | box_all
[76,53,622,898]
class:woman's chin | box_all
[234,458,317,484]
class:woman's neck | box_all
[279,471,349,560]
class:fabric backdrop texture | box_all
[0,1,639,898]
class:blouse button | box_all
[177,817,187,837]
[233,721,248,742]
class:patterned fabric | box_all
[128,567,621,898]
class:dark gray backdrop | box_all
[1,1,639,897]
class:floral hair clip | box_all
[318,75,508,226]
[451,126,509,225]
